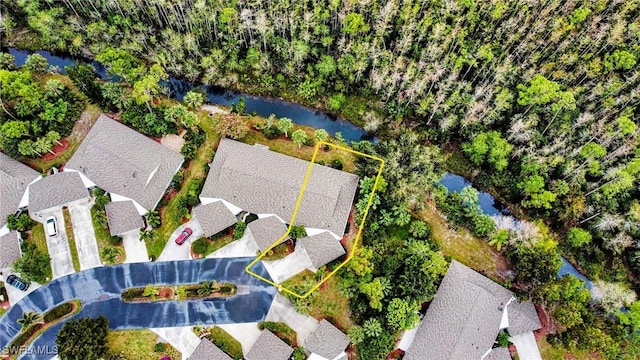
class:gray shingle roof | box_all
[0,152,40,226]
[192,202,237,238]
[104,200,144,236]
[298,232,345,270]
[28,172,88,214]
[507,300,542,336]
[66,115,184,210]
[247,216,288,252]
[483,347,512,360]
[200,139,358,236]
[188,338,232,360]
[245,330,293,360]
[404,260,513,360]
[0,231,21,269]
[305,319,349,359]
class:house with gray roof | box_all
[200,139,358,238]
[28,172,89,219]
[104,201,145,236]
[305,319,350,360]
[297,232,345,272]
[0,231,21,271]
[245,330,293,360]
[247,216,289,252]
[0,152,40,230]
[404,260,540,360]
[188,338,231,360]
[507,300,542,336]
[192,201,237,238]
[66,115,184,215]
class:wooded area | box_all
[1,0,640,358]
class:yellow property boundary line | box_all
[245,141,385,298]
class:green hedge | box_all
[43,302,73,322]
[121,288,145,301]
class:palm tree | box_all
[17,311,44,330]
[197,280,217,296]
[489,229,510,251]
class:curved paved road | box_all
[0,258,276,360]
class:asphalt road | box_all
[0,258,276,360]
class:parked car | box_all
[45,216,58,237]
[6,274,29,291]
[175,228,193,245]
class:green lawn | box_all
[29,223,48,254]
[91,207,125,264]
[107,329,182,360]
[62,208,81,272]
[147,110,220,258]
[242,118,357,173]
[206,326,243,359]
[27,223,53,281]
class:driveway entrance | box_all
[68,203,101,270]
[40,209,74,279]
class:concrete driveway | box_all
[122,231,149,263]
[510,332,542,360]
[151,326,201,358]
[39,209,74,279]
[207,232,260,259]
[265,293,319,345]
[157,220,203,262]
[68,203,101,270]
[262,249,313,283]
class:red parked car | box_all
[175,228,193,245]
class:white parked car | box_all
[46,216,58,237]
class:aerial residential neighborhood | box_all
[2,1,640,360]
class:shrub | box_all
[566,227,592,248]
[233,222,247,240]
[192,238,209,255]
[154,342,165,352]
[181,141,197,160]
[289,225,307,239]
[7,213,35,232]
[108,235,122,245]
[262,125,282,139]
[331,158,343,170]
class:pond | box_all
[6,47,371,142]
[439,172,595,290]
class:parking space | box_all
[68,203,101,270]
[157,220,203,261]
[1,274,40,306]
[122,231,149,263]
[40,209,75,279]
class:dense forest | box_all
[1,0,640,358]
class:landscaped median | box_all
[3,300,82,359]
[120,280,237,302]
